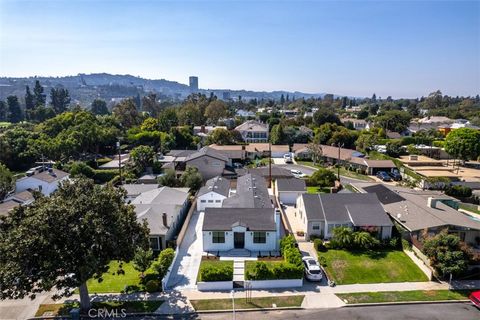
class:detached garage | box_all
[275,178,307,205]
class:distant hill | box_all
[0,73,329,105]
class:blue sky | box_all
[0,0,479,98]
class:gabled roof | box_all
[276,178,306,192]
[245,143,289,153]
[0,200,20,217]
[203,208,276,231]
[131,186,189,206]
[246,167,294,179]
[135,204,179,235]
[349,158,396,168]
[185,146,229,163]
[301,193,393,227]
[121,184,159,198]
[222,174,272,208]
[198,176,230,197]
[19,169,69,183]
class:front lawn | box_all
[86,261,157,293]
[319,249,428,284]
[35,300,164,316]
[197,259,233,282]
[307,186,330,194]
[244,260,283,276]
[460,203,480,215]
[336,290,472,304]
[190,295,304,311]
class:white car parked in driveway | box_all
[302,256,323,281]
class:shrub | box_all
[284,247,303,267]
[308,168,336,187]
[272,262,303,279]
[445,185,472,198]
[331,227,354,248]
[280,235,296,255]
[93,169,119,183]
[314,239,327,252]
[145,280,160,293]
[389,237,399,249]
[200,264,233,282]
[402,239,412,251]
[69,162,95,178]
[353,231,380,249]
[318,256,327,267]
[152,248,175,280]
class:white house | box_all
[296,193,393,240]
[202,208,281,252]
[15,168,69,196]
[275,178,306,205]
[197,176,231,211]
[132,186,190,251]
[235,120,269,143]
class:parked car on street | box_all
[389,170,402,181]
[302,256,323,281]
[376,171,392,182]
[284,153,293,163]
[290,169,307,178]
[469,291,480,308]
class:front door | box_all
[234,232,245,249]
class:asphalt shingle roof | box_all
[276,178,306,192]
[198,176,230,197]
[203,208,276,231]
[222,174,273,208]
[185,146,229,163]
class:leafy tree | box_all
[130,145,156,172]
[422,232,472,278]
[69,162,95,178]
[308,167,336,187]
[204,100,227,124]
[141,93,161,117]
[179,166,203,190]
[140,117,159,132]
[151,248,175,280]
[355,132,378,153]
[29,106,56,123]
[112,98,142,128]
[313,107,341,126]
[50,87,71,114]
[170,126,197,149]
[0,101,7,121]
[386,140,404,158]
[444,128,480,162]
[314,123,357,149]
[158,168,178,187]
[33,80,46,107]
[205,128,236,145]
[307,143,323,164]
[132,247,154,278]
[25,86,35,114]
[375,110,412,133]
[90,99,109,115]
[0,163,13,200]
[0,178,149,310]
[270,124,285,144]
[158,108,178,132]
[177,102,204,126]
[6,96,23,123]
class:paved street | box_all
[166,211,204,290]
[196,302,479,320]
[277,163,361,186]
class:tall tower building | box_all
[189,76,199,93]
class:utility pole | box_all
[268,141,272,188]
[117,140,122,185]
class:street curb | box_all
[194,306,304,314]
[344,299,470,307]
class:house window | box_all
[253,232,267,244]
[201,200,206,203]
[312,224,320,230]
[212,231,225,243]
[149,237,161,251]
[215,200,221,203]
[208,200,214,203]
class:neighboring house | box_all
[137,174,159,184]
[209,144,246,162]
[386,131,402,139]
[243,166,294,180]
[296,193,393,240]
[184,147,230,180]
[341,118,370,131]
[355,183,480,252]
[236,109,256,118]
[203,208,281,251]
[235,120,269,143]
[193,125,227,135]
[299,126,314,138]
[15,168,69,196]
[292,144,364,164]
[275,178,306,205]
[438,119,480,136]
[245,143,289,158]
[98,154,130,170]
[202,174,281,252]
[0,191,35,217]
[132,186,190,251]
[197,176,231,211]
[121,184,159,202]
[408,116,454,134]
[279,109,298,118]
[349,158,397,175]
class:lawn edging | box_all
[194,306,304,314]
[344,300,470,307]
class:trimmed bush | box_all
[145,280,160,293]
[200,264,233,282]
[314,239,327,252]
[93,169,119,183]
[402,239,412,251]
[152,248,175,280]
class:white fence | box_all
[245,279,303,289]
[197,281,233,291]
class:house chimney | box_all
[162,212,168,227]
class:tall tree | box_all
[270,124,285,144]
[0,178,149,311]
[112,98,142,128]
[312,107,341,126]
[0,163,13,200]
[204,100,227,124]
[33,80,46,107]
[6,96,23,123]
[130,145,155,172]
[0,101,7,121]
[141,93,161,117]
[90,99,109,115]
[444,128,480,162]
[50,87,71,114]
[25,86,35,112]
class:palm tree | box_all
[332,226,353,248]
[353,231,377,249]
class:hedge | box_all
[93,169,119,183]
[199,264,233,282]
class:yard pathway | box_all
[233,260,245,282]
[166,211,204,291]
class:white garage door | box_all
[279,192,298,205]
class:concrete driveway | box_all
[166,211,204,291]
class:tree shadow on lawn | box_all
[346,249,389,260]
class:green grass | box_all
[336,290,472,304]
[190,295,304,311]
[343,184,359,193]
[197,259,233,282]
[35,301,164,316]
[245,260,283,277]
[319,249,428,284]
[86,261,157,293]
[307,186,331,194]
[460,203,480,215]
